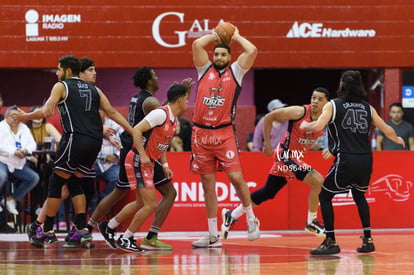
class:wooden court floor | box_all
[1,230,413,275]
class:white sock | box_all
[307,211,317,224]
[232,204,245,220]
[108,218,120,230]
[208,217,218,237]
[243,205,254,220]
[124,229,134,238]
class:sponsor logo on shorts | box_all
[226,150,235,159]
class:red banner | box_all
[116,151,414,232]
[1,1,414,68]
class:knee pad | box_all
[66,176,85,197]
[251,175,287,205]
[48,173,67,198]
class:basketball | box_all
[143,97,161,115]
[214,22,236,44]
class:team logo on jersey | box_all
[298,137,315,146]
[157,142,171,152]
[202,94,225,109]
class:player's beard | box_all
[213,61,229,71]
[60,71,67,81]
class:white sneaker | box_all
[247,216,260,241]
[221,208,237,239]
[192,234,222,248]
[6,199,18,215]
[305,219,326,238]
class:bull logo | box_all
[369,174,413,202]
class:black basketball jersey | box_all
[58,77,103,140]
[327,97,372,155]
[120,90,153,149]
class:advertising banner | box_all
[1,1,414,68]
[116,151,414,232]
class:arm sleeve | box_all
[144,109,167,128]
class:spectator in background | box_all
[0,94,11,232]
[0,93,4,121]
[252,99,288,151]
[169,117,192,152]
[0,106,39,232]
[90,116,123,211]
[246,113,265,151]
[376,102,414,150]
[178,117,192,151]
[26,105,62,219]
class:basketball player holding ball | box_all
[191,22,260,247]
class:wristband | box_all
[264,144,272,148]
[162,163,169,168]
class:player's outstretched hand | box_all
[321,148,333,160]
[229,27,239,44]
[12,108,27,122]
[263,146,272,157]
[103,125,117,137]
[163,167,173,180]
[182,77,195,89]
[396,136,405,148]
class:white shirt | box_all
[0,120,37,172]
[96,118,124,172]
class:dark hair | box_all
[337,70,367,102]
[389,102,403,111]
[132,66,153,89]
[314,87,330,100]
[59,55,81,76]
[167,84,188,103]
[26,106,46,128]
[214,43,231,54]
[5,105,18,117]
[80,57,95,72]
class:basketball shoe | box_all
[357,237,375,253]
[192,234,222,248]
[310,237,341,255]
[305,219,325,237]
[64,226,95,248]
[98,221,117,249]
[63,229,93,248]
[116,235,144,253]
[26,222,57,248]
[141,236,173,250]
[221,208,238,239]
[247,216,260,241]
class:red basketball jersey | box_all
[142,105,177,161]
[279,104,325,155]
[192,64,241,128]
